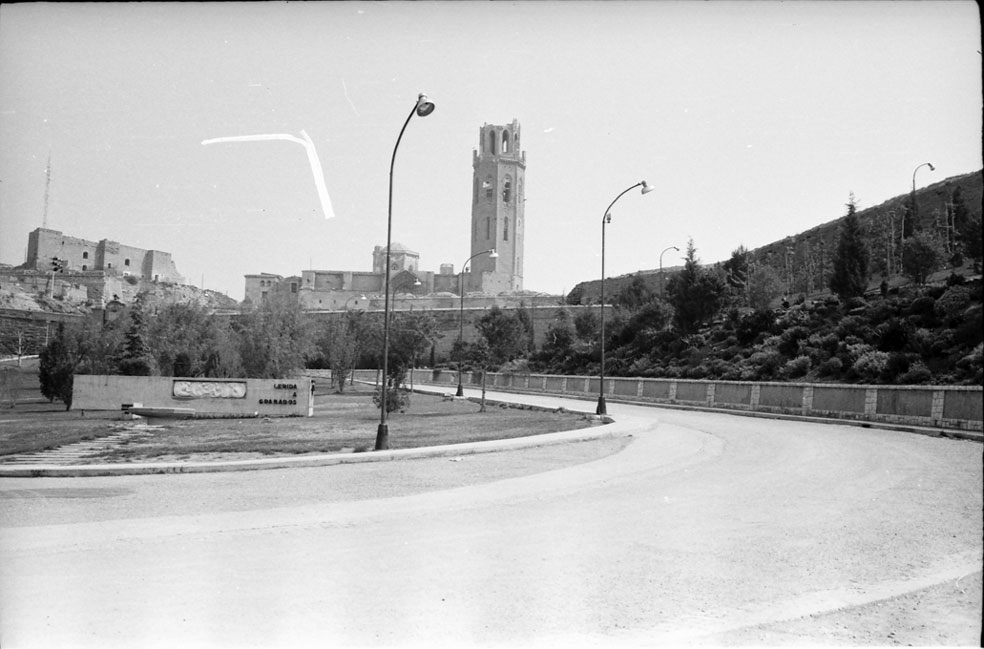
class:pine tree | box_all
[829,194,870,299]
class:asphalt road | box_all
[1,392,981,648]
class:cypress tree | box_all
[829,194,870,299]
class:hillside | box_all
[568,170,983,305]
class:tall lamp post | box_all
[456,249,497,397]
[597,180,654,416]
[376,93,435,451]
[659,245,679,298]
[907,162,935,238]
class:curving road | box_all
[1,392,981,647]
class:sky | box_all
[1,1,981,301]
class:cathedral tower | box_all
[469,120,525,293]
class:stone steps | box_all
[0,426,158,465]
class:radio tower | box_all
[42,152,52,228]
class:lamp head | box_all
[415,93,435,117]
[640,180,655,194]
[927,163,935,171]
[488,249,499,259]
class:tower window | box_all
[488,130,496,155]
[502,131,510,153]
[484,177,493,201]
[504,217,509,241]
[503,177,512,203]
[124,258,130,267]
[473,177,478,204]
[486,217,491,239]
[83,251,89,259]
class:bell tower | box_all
[469,120,525,293]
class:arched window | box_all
[504,217,509,241]
[488,130,496,155]
[484,177,493,201]
[473,177,478,204]
[486,217,491,239]
[502,131,510,153]
[502,177,512,203]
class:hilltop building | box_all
[25,228,183,283]
[245,120,533,310]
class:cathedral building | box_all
[244,120,529,308]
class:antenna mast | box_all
[42,153,52,228]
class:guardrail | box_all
[349,369,982,433]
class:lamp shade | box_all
[416,93,436,117]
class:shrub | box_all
[818,356,843,377]
[778,326,811,357]
[898,362,933,385]
[880,352,911,383]
[934,286,972,324]
[852,350,889,382]
[782,355,812,379]
[372,387,411,413]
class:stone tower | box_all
[469,120,525,293]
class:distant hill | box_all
[569,170,983,304]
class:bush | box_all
[852,350,889,382]
[372,386,411,413]
[818,356,843,377]
[880,352,911,383]
[782,355,812,379]
[898,363,933,384]
[778,326,811,357]
[934,286,972,324]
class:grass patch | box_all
[0,383,599,462]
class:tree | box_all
[476,305,528,368]
[118,294,153,376]
[38,323,76,409]
[235,292,313,378]
[666,239,726,334]
[321,310,370,392]
[386,311,440,386]
[721,245,749,297]
[746,264,784,311]
[146,302,218,376]
[616,275,654,310]
[952,186,983,269]
[829,194,870,299]
[901,232,942,285]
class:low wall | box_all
[73,375,314,417]
[369,369,983,433]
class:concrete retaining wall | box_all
[73,375,314,417]
[362,368,983,432]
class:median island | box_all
[0,379,600,464]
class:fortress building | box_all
[25,228,184,283]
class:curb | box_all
[0,408,624,478]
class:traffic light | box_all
[50,257,66,273]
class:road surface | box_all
[1,392,981,647]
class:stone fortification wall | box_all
[73,375,313,417]
[396,369,983,433]
[26,228,183,284]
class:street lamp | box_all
[456,249,497,397]
[376,93,435,452]
[908,162,935,236]
[597,180,654,416]
[659,246,679,298]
